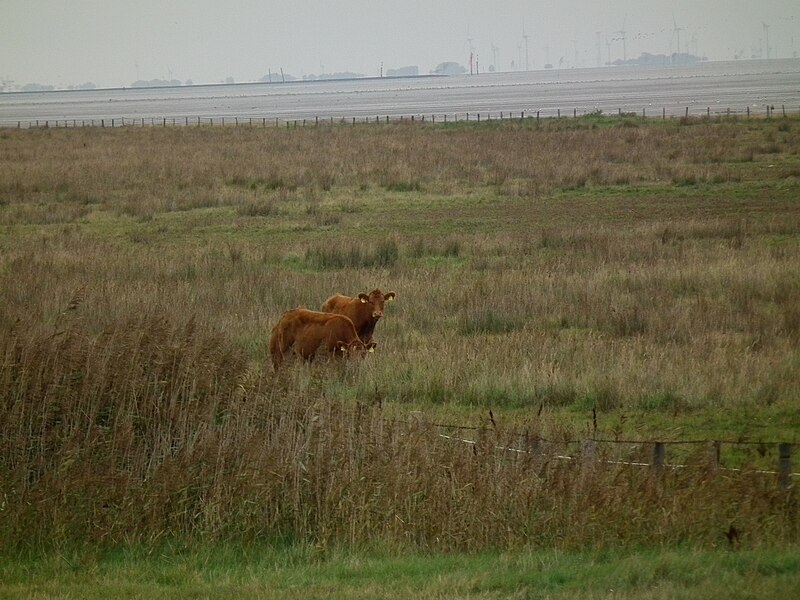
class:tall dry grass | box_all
[1,309,796,551]
[0,117,798,551]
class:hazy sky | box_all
[2,1,798,88]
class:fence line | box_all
[7,104,799,130]
[436,430,798,489]
[416,410,798,490]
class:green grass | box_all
[2,545,798,599]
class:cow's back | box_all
[273,308,362,365]
[321,294,354,315]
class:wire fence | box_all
[415,414,798,490]
[6,103,799,130]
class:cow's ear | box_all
[358,293,369,303]
[385,292,395,302]
[367,342,377,353]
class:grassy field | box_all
[1,115,799,593]
[2,545,799,599]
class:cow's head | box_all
[358,289,396,321]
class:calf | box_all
[321,288,396,343]
[269,308,377,369]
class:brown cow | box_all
[321,289,396,344]
[269,308,377,369]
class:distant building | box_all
[386,66,419,77]
[431,62,466,75]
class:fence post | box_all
[642,108,646,119]
[521,110,525,119]
[536,111,540,122]
[557,109,560,118]
[582,440,597,467]
[782,104,786,117]
[685,107,689,118]
[747,106,750,118]
[652,442,665,473]
[708,441,721,471]
[663,107,666,120]
[574,108,577,118]
[707,107,711,118]
[779,443,792,490]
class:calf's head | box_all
[358,289,396,321]
[335,340,378,357]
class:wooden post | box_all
[685,107,689,118]
[662,107,666,120]
[582,440,597,466]
[642,108,646,118]
[521,110,525,119]
[707,107,711,118]
[574,108,577,118]
[747,106,750,118]
[652,442,665,473]
[778,443,792,490]
[466,112,469,121]
[477,113,480,122]
[708,441,721,471]
[782,104,786,117]
[536,111,540,122]
[557,108,560,118]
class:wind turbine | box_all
[672,13,685,55]
[491,42,499,72]
[614,17,627,62]
[467,29,475,75]
[523,26,530,70]
[596,32,603,67]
